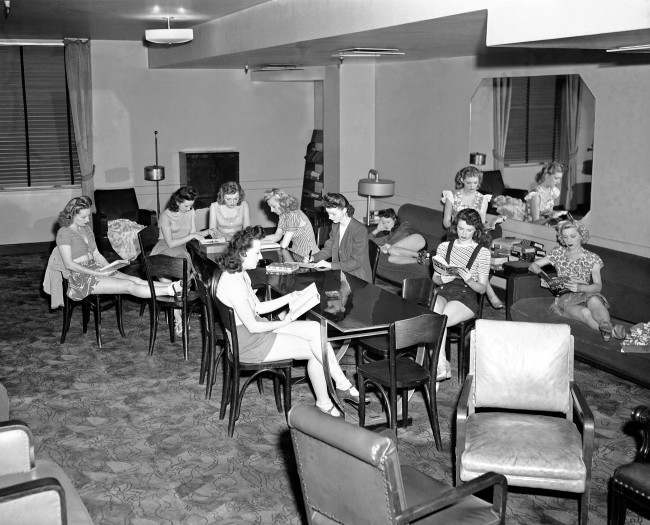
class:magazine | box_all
[538,270,571,296]
[289,283,320,319]
[431,255,463,277]
[100,260,130,272]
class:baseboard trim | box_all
[0,241,53,255]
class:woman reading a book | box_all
[209,181,251,241]
[441,165,504,309]
[312,193,372,282]
[524,161,567,224]
[432,208,491,380]
[262,188,318,258]
[216,227,360,417]
[369,208,429,265]
[56,196,179,300]
[529,219,625,341]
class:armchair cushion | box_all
[0,477,65,525]
[613,462,650,495]
[472,320,572,413]
[461,413,586,491]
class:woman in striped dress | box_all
[262,189,318,259]
[432,208,491,380]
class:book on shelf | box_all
[289,283,320,319]
[100,260,130,272]
[431,255,463,277]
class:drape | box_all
[492,78,512,171]
[561,76,581,210]
[64,39,94,198]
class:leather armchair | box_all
[288,404,507,524]
[609,405,650,524]
[0,421,93,524]
[93,188,156,258]
[456,320,594,524]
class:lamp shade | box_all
[358,179,395,197]
[144,165,165,181]
[145,28,194,45]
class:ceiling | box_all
[0,0,272,41]
[1,0,649,69]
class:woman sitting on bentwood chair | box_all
[56,196,179,300]
[215,227,360,417]
[311,193,373,282]
[262,188,318,259]
[432,208,490,380]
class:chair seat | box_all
[461,412,586,491]
[401,466,501,525]
[358,357,429,389]
[0,459,93,525]
[613,462,650,496]
[238,357,293,368]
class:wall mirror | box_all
[469,75,594,225]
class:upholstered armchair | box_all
[456,320,594,524]
[289,404,507,524]
[0,421,93,524]
[609,405,650,524]
[93,188,156,258]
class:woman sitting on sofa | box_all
[369,208,429,265]
[441,165,503,309]
[529,219,625,341]
[524,161,568,224]
[432,208,491,380]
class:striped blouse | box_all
[278,210,318,258]
[434,241,491,281]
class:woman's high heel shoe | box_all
[599,323,613,342]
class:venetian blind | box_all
[505,75,562,165]
[0,46,80,188]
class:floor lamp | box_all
[144,130,165,216]
[358,170,395,225]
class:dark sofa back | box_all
[397,204,446,249]
[586,244,650,324]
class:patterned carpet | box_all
[1,253,648,524]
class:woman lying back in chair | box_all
[56,196,179,300]
[216,226,359,417]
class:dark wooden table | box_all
[190,241,431,413]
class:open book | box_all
[289,283,320,319]
[431,255,463,277]
[100,260,130,272]
[538,270,571,296]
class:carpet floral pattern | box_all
[0,254,648,524]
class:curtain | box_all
[492,78,512,171]
[64,39,94,197]
[560,76,581,210]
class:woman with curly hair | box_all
[432,208,491,379]
[524,161,568,224]
[262,188,317,258]
[369,208,429,265]
[216,227,360,417]
[56,196,178,300]
[209,181,250,241]
[529,219,625,341]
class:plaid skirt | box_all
[67,261,102,301]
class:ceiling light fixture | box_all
[145,16,193,45]
[606,43,650,53]
[253,64,304,72]
[332,47,405,59]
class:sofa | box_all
[508,244,650,388]
[373,203,503,286]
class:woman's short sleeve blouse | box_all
[547,246,603,284]
[56,226,97,259]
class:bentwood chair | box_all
[213,294,293,437]
[357,312,447,450]
[446,292,485,383]
[368,239,381,284]
[609,405,650,524]
[60,277,125,349]
[288,404,507,524]
[456,320,594,524]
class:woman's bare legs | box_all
[563,296,612,331]
[265,320,355,414]
[91,276,175,298]
[385,234,426,263]
[432,295,474,380]
[485,282,504,309]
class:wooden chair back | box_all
[368,240,380,284]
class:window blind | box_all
[505,76,561,165]
[0,46,80,188]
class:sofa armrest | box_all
[455,375,474,485]
[0,420,35,474]
[395,472,507,524]
[0,477,66,525]
[137,209,157,227]
[571,382,594,479]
